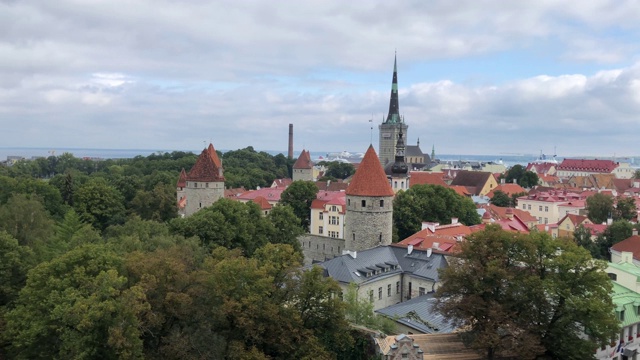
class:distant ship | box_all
[321,151,365,163]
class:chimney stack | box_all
[288,124,293,159]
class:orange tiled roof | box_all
[448,185,471,197]
[177,168,187,188]
[186,144,224,182]
[487,183,527,197]
[293,150,313,169]
[409,171,447,187]
[250,196,272,210]
[346,145,394,197]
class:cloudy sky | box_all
[2,1,640,157]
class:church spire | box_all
[384,53,400,124]
[391,127,408,175]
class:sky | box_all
[2,1,640,158]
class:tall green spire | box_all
[385,53,400,124]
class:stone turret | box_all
[292,149,314,181]
[345,145,394,251]
[183,143,225,216]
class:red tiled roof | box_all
[272,178,293,188]
[449,185,471,197]
[315,181,349,192]
[558,213,589,227]
[186,144,224,182]
[409,171,447,188]
[611,235,640,259]
[346,145,394,197]
[583,223,607,236]
[526,162,556,175]
[450,170,492,195]
[236,188,284,203]
[293,150,313,169]
[557,159,618,173]
[177,168,187,187]
[225,187,246,198]
[250,196,272,210]
[481,204,537,224]
[207,143,222,168]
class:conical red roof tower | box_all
[347,145,394,197]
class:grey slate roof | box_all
[316,246,447,285]
[376,293,456,334]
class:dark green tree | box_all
[490,189,510,207]
[595,220,634,260]
[502,164,539,188]
[615,196,637,221]
[280,181,319,230]
[573,224,599,258]
[4,245,148,359]
[267,205,304,253]
[585,193,615,224]
[0,194,54,247]
[169,199,272,256]
[74,178,126,231]
[393,184,480,241]
[436,226,619,359]
[0,231,34,307]
[322,161,355,180]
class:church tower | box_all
[384,126,409,193]
[183,143,225,216]
[379,54,408,166]
[344,145,395,251]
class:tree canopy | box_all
[393,184,480,241]
[489,189,510,207]
[501,164,539,188]
[280,181,319,230]
[436,225,619,359]
[585,193,615,224]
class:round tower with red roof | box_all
[345,145,395,251]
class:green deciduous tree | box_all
[393,184,481,241]
[280,181,319,230]
[490,189,511,207]
[435,226,619,359]
[321,161,355,180]
[169,199,272,256]
[0,194,54,247]
[344,283,397,334]
[502,164,539,188]
[595,220,634,260]
[129,183,177,222]
[267,204,304,253]
[573,224,599,258]
[585,193,615,224]
[615,196,637,221]
[0,231,34,307]
[74,178,126,231]
[4,245,148,359]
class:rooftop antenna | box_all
[369,115,373,144]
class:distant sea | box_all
[1,147,638,168]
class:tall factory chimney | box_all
[288,124,294,159]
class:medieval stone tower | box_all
[379,54,408,166]
[292,149,314,181]
[344,145,395,251]
[179,143,225,216]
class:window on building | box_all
[380,200,384,207]
[319,213,323,220]
[528,204,531,210]
[348,199,350,206]
[544,218,548,224]
[319,226,323,234]
[387,284,391,297]
[378,287,382,300]
[620,310,625,321]
[361,200,366,207]
[394,181,398,188]
[396,281,400,294]
[369,290,374,303]
[206,183,209,188]
[608,273,617,281]
[545,206,548,212]
[331,205,337,212]
[194,182,198,188]
[352,233,355,241]
[539,206,542,211]
[419,287,426,296]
